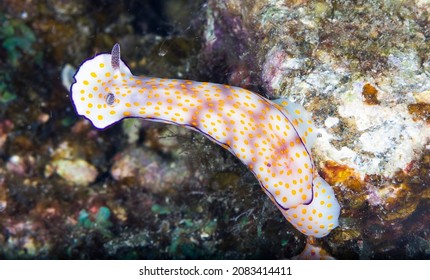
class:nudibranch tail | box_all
[283,177,340,238]
[70,44,341,238]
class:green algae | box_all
[78,206,113,238]
[151,204,172,215]
[0,81,16,104]
[0,14,36,67]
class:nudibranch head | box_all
[71,44,133,129]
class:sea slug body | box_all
[70,44,340,238]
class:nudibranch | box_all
[70,44,340,238]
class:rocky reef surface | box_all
[0,0,429,259]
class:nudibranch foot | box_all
[70,44,341,239]
[272,98,317,151]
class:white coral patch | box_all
[336,82,430,176]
